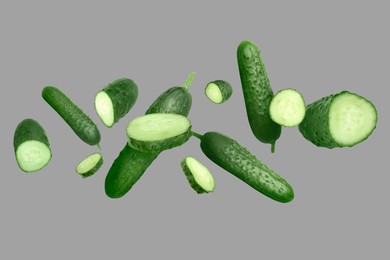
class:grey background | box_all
[1,1,388,259]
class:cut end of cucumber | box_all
[76,152,103,178]
[181,157,215,193]
[16,141,51,173]
[269,88,306,127]
[329,92,377,147]
[95,91,114,127]
[205,83,223,104]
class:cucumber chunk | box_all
[269,88,306,127]
[14,119,52,173]
[181,156,215,194]
[76,152,103,178]
[126,113,192,152]
[205,80,233,104]
[299,91,378,148]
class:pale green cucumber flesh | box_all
[126,113,192,152]
[95,91,114,127]
[181,156,215,194]
[76,152,103,178]
[16,141,51,172]
[269,88,306,127]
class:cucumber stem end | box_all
[183,72,196,90]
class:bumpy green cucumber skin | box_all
[128,127,192,152]
[145,86,192,116]
[237,40,281,149]
[105,145,159,198]
[180,158,209,194]
[199,131,294,203]
[14,118,52,172]
[98,78,138,127]
[206,80,233,104]
[76,153,104,178]
[105,84,193,198]
[298,91,378,148]
[42,86,101,146]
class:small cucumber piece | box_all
[193,131,294,203]
[14,118,52,173]
[145,72,195,116]
[42,86,101,146]
[299,91,378,148]
[126,113,192,152]
[269,88,306,127]
[205,80,233,104]
[237,40,282,152]
[105,145,159,198]
[181,156,215,194]
[76,152,103,178]
[95,78,138,128]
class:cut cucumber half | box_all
[126,113,192,152]
[269,88,306,127]
[205,80,233,104]
[95,78,138,128]
[181,156,215,194]
[14,119,52,173]
[76,152,103,178]
[299,91,378,148]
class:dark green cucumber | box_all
[104,73,195,198]
[205,80,233,104]
[299,91,378,148]
[193,131,294,203]
[95,78,138,128]
[42,86,101,146]
[237,40,282,152]
[126,113,192,152]
[75,152,104,178]
[105,145,159,198]
[14,118,52,173]
[145,72,195,116]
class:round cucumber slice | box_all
[16,141,51,173]
[76,152,103,178]
[126,113,192,152]
[181,156,215,194]
[269,88,306,127]
[205,80,233,104]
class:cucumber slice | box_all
[269,88,306,127]
[75,152,103,178]
[14,119,52,173]
[205,80,233,104]
[181,156,215,194]
[126,113,192,152]
[95,78,138,128]
[299,91,378,148]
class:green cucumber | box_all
[14,118,52,173]
[269,88,306,127]
[42,86,101,146]
[126,113,192,152]
[237,40,282,152]
[299,91,378,148]
[105,145,159,198]
[105,73,195,198]
[181,156,215,194]
[205,80,233,104]
[192,131,294,203]
[75,152,104,178]
[145,72,195,115]
[95,78,138,128]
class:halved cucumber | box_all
[181,156,215,194]
[269,88,306,127]
[205,80,233,104]
[299,91,378,148]
[95,78,138,128]
[14,118,52,173]
[126,113,192,152]
[75,152,103,178]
